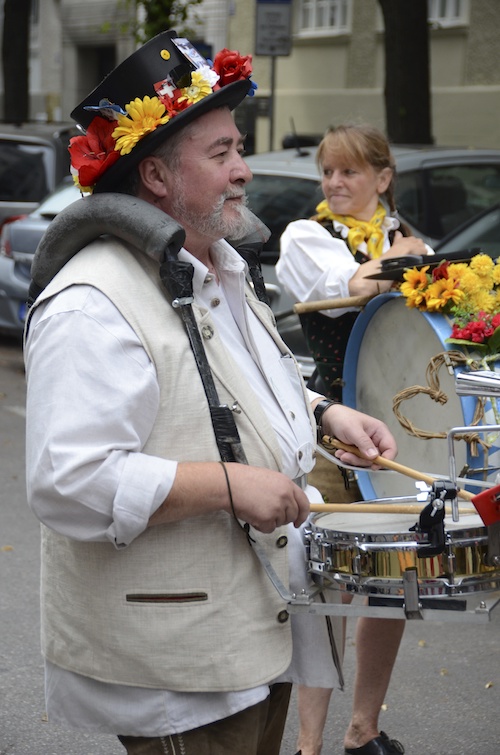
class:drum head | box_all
[343,294,480,500]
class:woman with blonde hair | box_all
[278,124,433,755]
[278,123,432,401]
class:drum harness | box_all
[27,192,345,676]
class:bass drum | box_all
[342,293,500,500]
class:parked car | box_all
[0,177,82,336]
[434,201,500,258]
[0,123,77,228]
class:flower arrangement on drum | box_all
[400,253,500,355]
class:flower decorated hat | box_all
[69,30,255,194]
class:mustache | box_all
[222,188,248,203]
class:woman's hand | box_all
[348,231,429,297]
[385,230,428,258]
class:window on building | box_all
[296,0,351,36]
[428,0,468,27]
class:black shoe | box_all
[344,731,405,755]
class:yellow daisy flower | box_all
[425,278,465,312]
[112,96,170,156]
[177,71,213,106]
[400,266,430,308]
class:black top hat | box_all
[69,30,254,193]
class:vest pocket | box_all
[126,592,208,604]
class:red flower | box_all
[432,260,449,281]
[451,311,498,344]
[69,117,120,188]
[212,48,253,88]
[158,87,190,117]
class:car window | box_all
[396,164,500,241]
[246,174,321,263]
[437,204,500,258]
[0,140,51,202]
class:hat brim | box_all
[93,79,251,193]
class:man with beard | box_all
[24,32,397,755]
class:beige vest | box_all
[30,238,311,692]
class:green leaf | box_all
[487,326,500,354]
[445,337,488,353]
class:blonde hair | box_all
[317,124,397,213]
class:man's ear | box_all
[138,156,170,198]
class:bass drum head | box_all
[342,294,475,500]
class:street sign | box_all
[255,0,292,57]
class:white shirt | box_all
[277,216,434,319]
[25,241,332,737]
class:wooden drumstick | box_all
[294,294,374,314]
[323,436,476,502]
[309,503,476,515]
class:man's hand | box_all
[317,403,397,469]
[221,464,310,532]
[149,462,310,532]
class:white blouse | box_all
[277,216,433,319]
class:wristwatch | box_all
[313,399,336,438]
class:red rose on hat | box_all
[213,48,253,88]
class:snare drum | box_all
[306,509,500,597]
[343,293,500,500]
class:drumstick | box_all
[323,436,475,502]
[294,294,374,314]
[309,503,476,515]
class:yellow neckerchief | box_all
[313,200,387,259]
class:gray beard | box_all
[170,186,257,242]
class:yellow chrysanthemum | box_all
[112,96,170,156]
[467,289,495,313]
[425,278,465,312]
[446,262,469,281]
[470,253,495,277]
[177,71,213,106]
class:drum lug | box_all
[402,568,424,620]
[487,521,500,567]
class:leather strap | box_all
[313,399,336,437]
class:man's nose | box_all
[232,153,253,184]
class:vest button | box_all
[276,535,288,548]
[277,610,289,624]
[201,325,214,339]
[211,297,221,307]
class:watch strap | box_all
[313,399,336,435]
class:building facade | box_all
[3,0,500,152]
